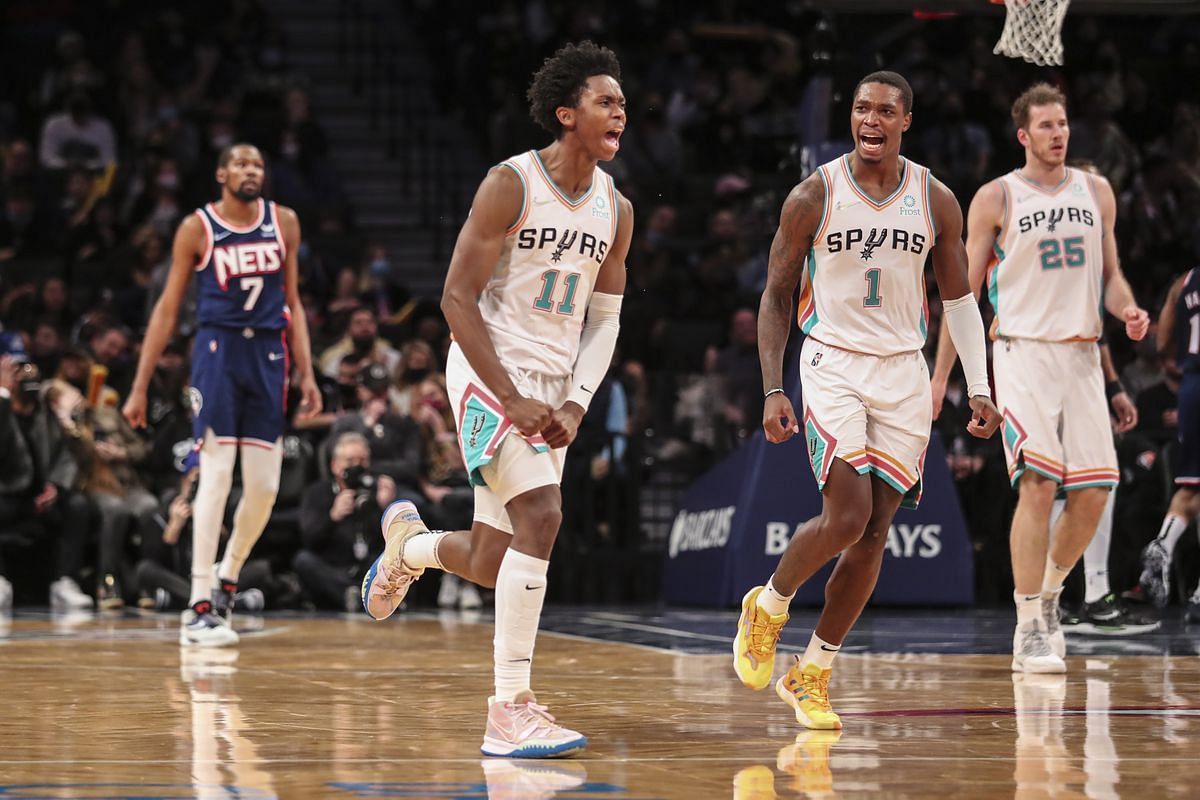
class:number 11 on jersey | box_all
[533,269,580,315]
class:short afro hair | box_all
[217,142,261,168]
[853,71,914,114]
[527,41,622,137]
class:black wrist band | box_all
[1105,380,1125,400]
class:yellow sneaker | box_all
[733,586,788,690]
[777,729,842,795]
[732,764,777,800]
[775,657,842,730]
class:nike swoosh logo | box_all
[214,231,232,241]
[580,385,593,394]
[524,584,543,591]
[509,658,532,664]
[819,644,840,652]
[268,353,285,361]
[533,198,555,206]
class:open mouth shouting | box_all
[859,132,885,156]
[603,127,623,151]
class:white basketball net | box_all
[993,0,1071,66]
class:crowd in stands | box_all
[1,1,1199,610]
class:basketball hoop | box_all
[991,0,1071,67]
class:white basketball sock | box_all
[1015,591,1042,627]
[493,548,549,702]
[190,436,237,606]
[1158,514,1187,555]
[1082,490,1115,603]
[1042,560,1072,595]
[218,440,282,583]
[756,576,794,616]
[401,531,448,570]
[802,633,841,670]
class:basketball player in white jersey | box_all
[733,71,1001,729]
[932,84,1149,673]
[359,42,631,758]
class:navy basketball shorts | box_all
[189,326,288,447]
[1176,371,1200,487]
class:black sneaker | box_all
[1070,593,1160,635]
[1186,596,1200,626]
[1059,603,1085,628]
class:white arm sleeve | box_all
[566,292,622,412]
[942,293,991,399]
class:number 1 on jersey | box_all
[863,268,883,308]
[534,269,580,315]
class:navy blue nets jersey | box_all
[1176,268,1200,373]
[194,199,289,330]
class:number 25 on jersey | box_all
[1039,236,1085,270]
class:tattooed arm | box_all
[759,174,825,443]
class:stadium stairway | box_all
[262,0,481,301]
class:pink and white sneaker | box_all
[480,757,587,798]
[480,691,588,758]
[360,501,428,620]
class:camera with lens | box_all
[340,464,377,507]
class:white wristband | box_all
[942,293,991,399]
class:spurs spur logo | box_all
[858,228,888,262]
[468,413,486,448]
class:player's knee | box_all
[821,505,872,547]
[851,523,890,554]
[1017,472,1057,508]
[510,492,562,539]
[199,451,236,488]
[244,468,281,501]
[1067,486,1109,516]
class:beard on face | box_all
[232,181,261,202]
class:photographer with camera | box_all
[295,431,397,611]
[328,362,425,499]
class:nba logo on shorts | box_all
[188,387,204,414]
[811,352,823,367]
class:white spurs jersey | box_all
[799,155,935,356]
[987,167,1105,341]
[477,150,619,378]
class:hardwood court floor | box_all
[0,608,1198,799]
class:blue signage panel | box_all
[662,423,974,607]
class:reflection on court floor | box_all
[0,608,1197,798]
